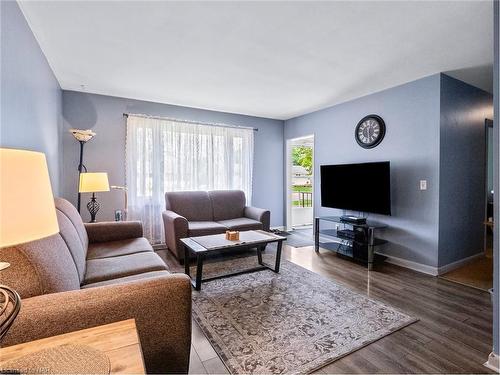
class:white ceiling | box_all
[19,1,493,120]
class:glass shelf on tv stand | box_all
[314,216,388,270]
[317,216,388,229]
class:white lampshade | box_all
[79,172,110,193]
[69,129,96,142]
[0,148,59,248]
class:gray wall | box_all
[61,91,284,226]
[438,74,493,267]
[285,75,442,267]
[0,1,62,194]
[493,0,499,357]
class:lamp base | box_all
[0,284,21,341]
[87,193,100,223]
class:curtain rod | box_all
[123,113,258,132]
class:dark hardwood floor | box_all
[158,244,494,374]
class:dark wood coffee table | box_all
[180,230,286,290]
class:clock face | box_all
[355,115,386,148]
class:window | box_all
[126,115,254,243]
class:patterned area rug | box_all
[192,257,417,374]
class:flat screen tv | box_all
[320,161,391,215]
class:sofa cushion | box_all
[83,252,168,285]
[54,198,89,252]
[188,221,227,237]
[0,234,80,298]
[81,270,171,289]
[85,221,143,244]
[217,218,263,231]
[56,209,86,281]
[209,190,246,221]
[165,191,213,221]
[87,237,153,260]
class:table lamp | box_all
[79,172,110,223]
[0,148,60,340]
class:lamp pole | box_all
[77,140,87,212]
[70,129,95,213]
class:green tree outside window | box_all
[292,146,313,175]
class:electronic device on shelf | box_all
[337,229,356,239]
[340,215,367,224]
[337,228,367,241]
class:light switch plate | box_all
[420,180,428,190]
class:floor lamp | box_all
[69,129,96,212]
[0,148,60,340]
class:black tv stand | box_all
[314,216,388,270]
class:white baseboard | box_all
[484,352,500,372]
[380,253,439,276]
[437,252,484,275]
[380,252,485,277]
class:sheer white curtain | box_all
[126,115,254,244]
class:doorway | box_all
[440,119,494,291]
[286,135,314,232]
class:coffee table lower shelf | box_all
[181,231,285,291]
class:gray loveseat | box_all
[162,190,270,261]
[0,198,191,374]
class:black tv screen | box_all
[320,161,391,215]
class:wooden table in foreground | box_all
[0,319,145,374]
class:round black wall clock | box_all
[355,115,386,149]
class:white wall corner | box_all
[484,352,500,372]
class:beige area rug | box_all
[191,255,417,374]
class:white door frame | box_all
[285,134,315,231]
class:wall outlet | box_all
[420,180,428,190]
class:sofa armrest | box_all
[3,274,192,374]
[162,210,189,259]
[245,206,271,231]
[84,221,143,243]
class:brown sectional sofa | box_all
[0,198,191,374]
[162,190,270,260]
